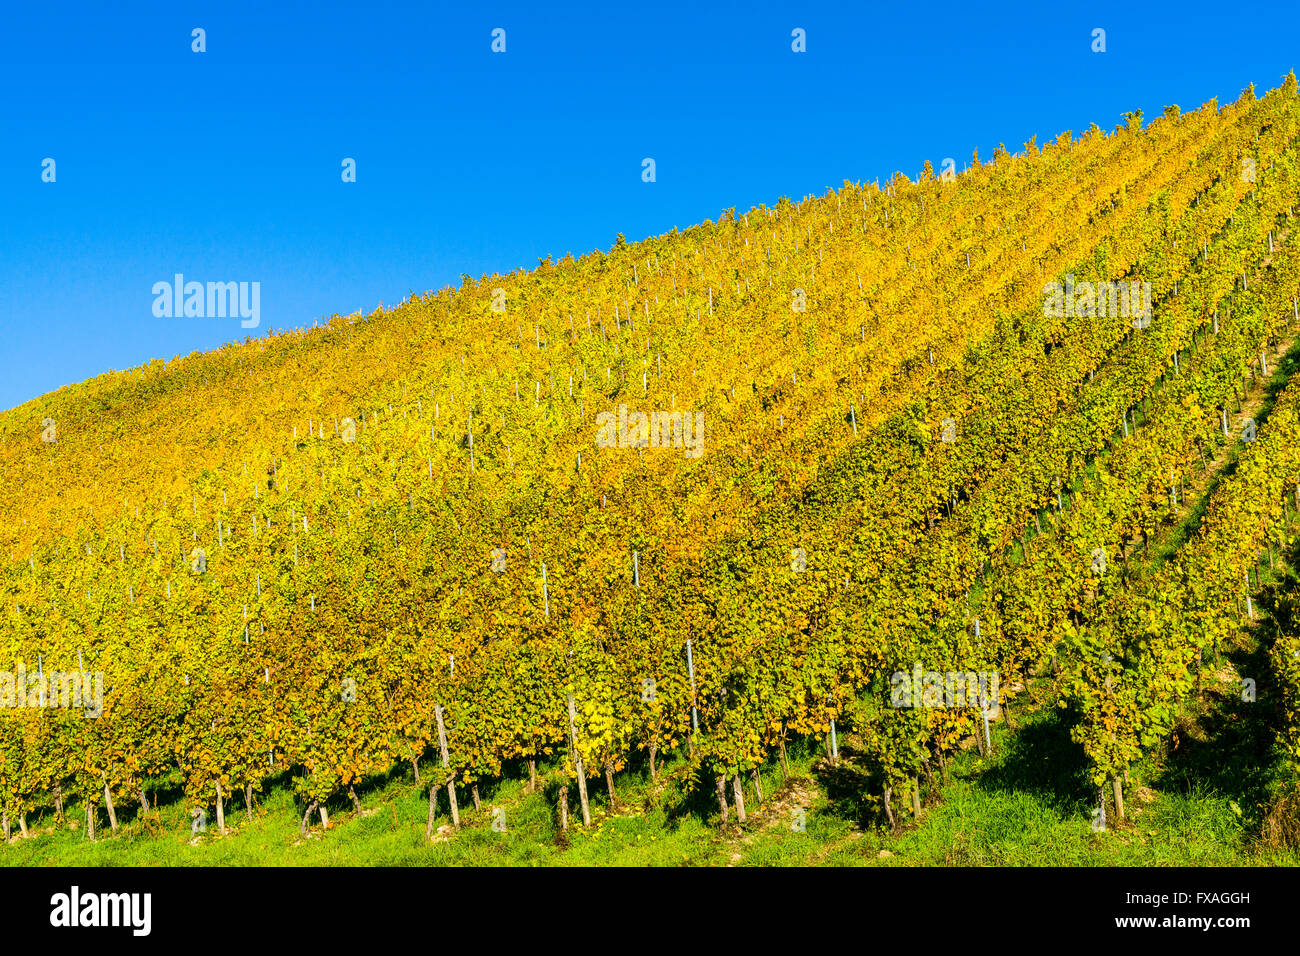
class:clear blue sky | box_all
[2,0,1296,412]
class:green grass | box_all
[5,692,1294,865]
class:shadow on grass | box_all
[973,707,1095,817]
[1151,637,1288,835]
[817,736,889,830]
[821,768,882,828]
[660,761,732,830]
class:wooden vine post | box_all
[566,695,591,826]
[103,778,118,832]
[434,703,459,829]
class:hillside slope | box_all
[3,78,1300,853]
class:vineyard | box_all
[4,78,1300,863]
